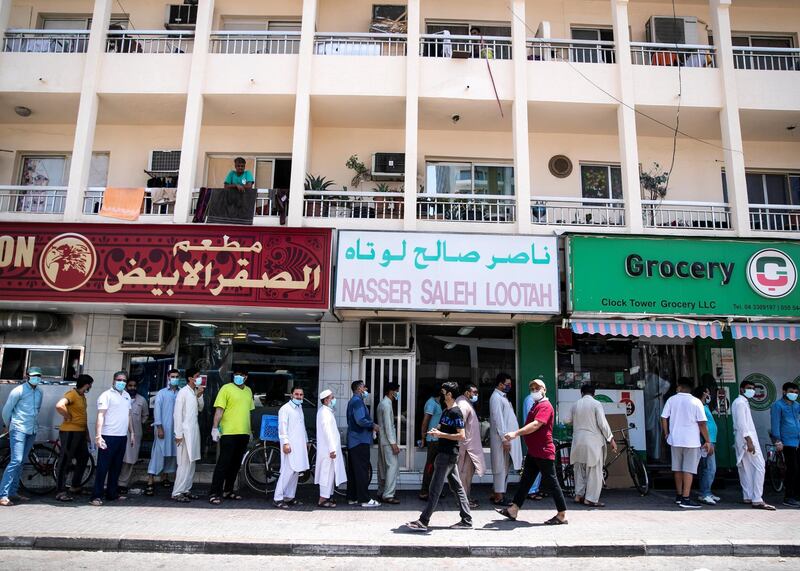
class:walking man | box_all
[118,378,148,495]
[145,369,180,495]
[172,368,205,502]
[315,389,346,508]
[456,383,485,508]
[90,371,134,506]
[377,382,401,504]
[567,383,616,507]
[734,379,776,510]
[418,386,442,501]
[346,380,381,508]
[496,379,567,525]
[489,372,522,505]
[405,381,472,532]
[693,385,720,505]
[0,367,44,506]
[273,386,309,509]
[209,370,254,504]
[770,382,800,507]
[54,374,93,502]
[661,377,713,509]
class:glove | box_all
[211,427,221,442]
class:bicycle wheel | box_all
[627,450,650,496]
[554,442,575,497]
[769,454,786,493]
[20,444,58,495]
[52,449,96,490]
[243,443,281,495]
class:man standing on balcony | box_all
[223,157,254,193]
[145,369,180,496]
[273,386,309,509]
[489,373,522,506]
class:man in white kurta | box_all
[456,384,485,505]
[377,383,401,503]
[567,385,615,506]
[118,379,149,492]
[274,387,309,507]
[171,370,205,500]
[315,390,346,506]
[489,374,522,503]
[732,381,775,510]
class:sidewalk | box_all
[0,486,797,558]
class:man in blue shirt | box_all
[770,381,800,507]
[693,386,720,505]
[0,367,44,506]
[346,380,380,508]
[223,157,255,192]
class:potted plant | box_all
[371,182,397,219]
[304,174,336,217]
[345,154,371,189]
[640,162,669,226]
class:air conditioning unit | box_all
[121,319,165,347]
[372,153,405,180]
[645,16,698,45]
[165,4,198,30]
[366,322,410,349]
[148,150,181,173]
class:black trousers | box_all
[347,443,371,503]
[420,441,439,494]
[210,434,250,497]
[57,430,90,492]
[91,435,127,501]
[784,446,800,500]
[512,455,567,513]
[419,452,472,526]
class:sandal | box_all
[209,496,222,505]
[382,497,400,504]
[273,500,289,509]
[223,492,243,500]
[173,494,191,503]
[284,498,302,506]
[528,493,544,501]
[144,484,155,496]
[418,494,429,501]
[469,500,479,509]
[544,516,568,525]
[55,492,74,502]
[574,496,585,505]
[0,498,14,507]
[89,498,104,506]
[161,480,172,488]
[583,501,605,508]
[495,507,517,521]
[318,499,336,508]
[752,503,776,511]
[184,493,200,500]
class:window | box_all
[732,34,795,70]
[580,164,622,200]
[0,346,83,380]
[425,162,514,196]
[17,153,108,187]
[571,27,614,63]
[744,172,800,231]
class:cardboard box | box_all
[604,413,633,489]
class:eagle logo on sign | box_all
[39,233,97,292]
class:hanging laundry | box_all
[99,187,145,221]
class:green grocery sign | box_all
[568,235,800,317]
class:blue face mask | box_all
[194,378,203,387]
[787,393,798,402]
[395,391,401,398]
[169,377,180,387]
[292,398,303,406]
[114,380,127,392]
[329,398,337,409]
[28,376,41,386]
[470,394,478,403]
[178,379,188,388]
[233,375,245,386]
[744,388,756,399]
[362,390,369,399]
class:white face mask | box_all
[532,390,544,402]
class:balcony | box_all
[642,200,732,230]
[420,34,512,60]
[0,186,66,217]
[733,47,800,71]
[314,33,407,56]
[209,31,300,55]
[105,30,194,54]
[2,29,89,53]
[526,38,615,64]
[190,189,281,219]
[0,30,88,92]
[749,204,800,233]
[630,42,716,68]
[417,194,516,224]
[100,31,193,93]
[530,197,625,227]
[83,188,175,217]
[303,190,404,220]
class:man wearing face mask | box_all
[145,369,180,495]
[456,383,485,508]
[117,378,149,495]
[771,382,800,508]
[172,368,205,502]
[273,386,309,509]
[54,374,94,502]
[692,385,719,506]
[346,380,381,508]
[489,372,522,506]
[377,382,401,504]
[90,371,135,506]
[0,367,45,506]
[418,386,443,501]
[733,380,775,510]
[209,369,254,505]
[315,390,346,508]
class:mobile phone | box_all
[198,375,207,387]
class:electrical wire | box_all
[116,0,135,30]
[662,0,683,197]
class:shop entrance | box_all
[362,354,415,470]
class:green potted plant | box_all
[372,182,400,219]
[304,174,336,217]
[345,154,371,189]
[640,162,669,226]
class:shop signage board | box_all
[568,235,800,318]
[0,223,331,309]
[335,231,559,313]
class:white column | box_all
[611,0,644,233]
[287,0,319,227]
[710,0,750,236]
[63,0,112,221]
[173,0,215,223]
[402,0,420,230]
[0,0,12,37]
[511,0,532,233]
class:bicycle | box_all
[766,444,786,493]
[603,427,649,496]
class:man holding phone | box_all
[172,368,205,502]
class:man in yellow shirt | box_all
[209,369,254,505]
[54,374,93,501]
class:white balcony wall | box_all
[318,0,398,32]
[9,1,95,27]
[729,3,800,33]
[0,52,85,92]
[525,1,615,39]
[311,56,406,97]
[205,55,298,95]
[632,67,723,108]
[743,141,800,170]
[419,59,513,101]
[418,129,513,187]
[736,72,800,112]
[98,53,192,94]
[528,61,619,104]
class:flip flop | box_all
[173,494,191,503]
[544,516,568,525]
[495,507,517,521]
[317,500,336,508]
[55,492,74,502]
[752,503,776,511]
[89,498,104,506]
[223,492,243,500]
[144,484,155,496]
[0,498,14,507]
[583,501,605,508]
[208,496,222,505]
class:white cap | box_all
[319,389,333,401]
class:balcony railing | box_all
[304,191,405,219]
[190,189,278,217]
[733,46,800,71]
[526,38,616,64]
[84,188,175,216]
[642,200,731,230]
[313,33,407,56]
[105,30,194,54]
[749,204,800,232]
[420,34,512,60]
[3,29,89,53]
[417,194,516,223]
[209,31,300,55]
[0,186,66,214]
[531,197,625,226]
[630,42,716,68]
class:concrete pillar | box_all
[611,0,644,233]
[0,0,12,38]
[511,0,532,233]
[63,0,112,221]
[709,0,750,236]
[287,0,319,227]
[173,0,215,223]
[402,0,420,230]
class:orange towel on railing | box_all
[98,187,145,221]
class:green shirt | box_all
[214,383,255,435]
[224,170,254,187]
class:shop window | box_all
[425,162,514,196]
[0,347,83,380]
[580,164,623,200]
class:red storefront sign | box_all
[0,224,331,310]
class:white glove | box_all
[211,427,221,442]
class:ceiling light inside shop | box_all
[187,323,216,328]
[457,327,474,336]
[306,335,320,340]
[444,342,457,350]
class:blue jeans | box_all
[0,430,36,498]
[698,451,717,497]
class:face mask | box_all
[126,389,137,398]
[470,394,478,403]
[394,391,401,398]
[329,398,337,409]
[169,377,179,387]
[114,380,127,392]
[194,378,203,387]
[502,385,511,394]
[362,390,369,399]
[787,393,798,402]
[532,390,544,402]
[292,398,303,406]
[28,376,41,386]
[704,395,711,404]
[744,388,756,399]
[233,375,245,386]
[178,379,188,389]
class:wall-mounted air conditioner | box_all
[148,150,181,173]
[121,319,165,347]
[372,153,405,180]
[366,322,410,349]
[645,16,698,45]
[165,4,198,30]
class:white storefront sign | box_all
[335,231,559,313]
